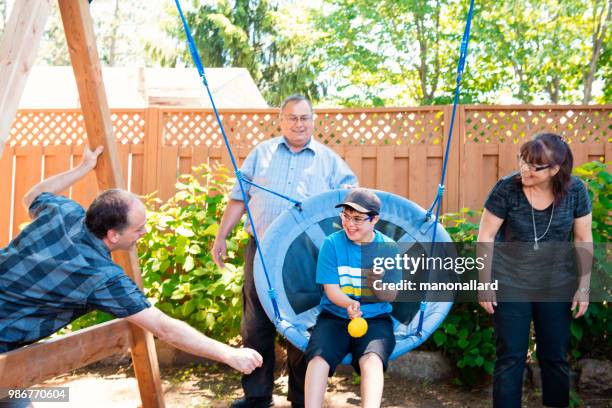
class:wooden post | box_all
[143,107,161,195]
[442,105,462,213]
[58,1,165,407]
[0,0,52,158]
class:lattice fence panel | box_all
[159,109,447,147]
[315,109,446,145]
[465,107,611,144]
[7,110,146,147]
[161,111,224,147]
[228,112,280,148]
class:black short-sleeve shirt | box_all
[484,173,591,243]
[483,174,591,289]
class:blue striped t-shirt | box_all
[316,230,395,319]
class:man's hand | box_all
[478,290,497,314]
[126,307,263,374]
[211,237,227,269]
[80,146,104,171]
[225,347,263,375]
[23,145,105,210]
[347,300,362,319]
[571,289,589,318]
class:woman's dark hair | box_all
[85,189,132,239]
[518,132,573,203]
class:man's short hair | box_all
[280,94,313,113]
[85,189,135,239]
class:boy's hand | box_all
[347,300,362,319]
[367,267,383,288]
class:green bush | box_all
[570,161,611,361]
[573,161,611,243]
[429,208,497,386]
[138,165,248,342]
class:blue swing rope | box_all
[417,0,475,336]
[173,0,290,321]
[174,0,475,338]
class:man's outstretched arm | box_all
[23,146,104,210]
[125,307,263,374]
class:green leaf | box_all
[188,244,202,255]
[433,330,447,346]
[192,268,207,277]
[182,300,197,317]
[176,226,194,237]
[202,223,219,237]
[206,313,216,330]
[570,322,583,341]
[170,289,186,300]
[184,255,195,272]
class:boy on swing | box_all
[304,188,398,408]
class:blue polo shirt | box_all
[230,136,357,236]
[0,193,150,352]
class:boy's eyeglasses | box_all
[517,155,552,172]
[339,212,372,226]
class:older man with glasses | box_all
[212,94,358,408]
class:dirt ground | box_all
[37,362,610,408]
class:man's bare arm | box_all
[126,307,262,374]
[23,146,104,210]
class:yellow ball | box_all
[348,317,368,338]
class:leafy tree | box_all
[582,0,610,104]
[314,0,469,106]
[473,0,610,104]
[315,0,609,106]
[0,0,8,36]
[145,0,323,105]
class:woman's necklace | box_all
[528,188,555,250]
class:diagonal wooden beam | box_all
[0,0,53,158]
[57,1,165,407]
[57,0,125,190]
[0,320,132,389]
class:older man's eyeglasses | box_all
[283,115,313,125]
[339,211,372,226]
[517,155,552,172]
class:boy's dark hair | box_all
[85,189,132,238]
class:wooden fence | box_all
[1,104,610,246]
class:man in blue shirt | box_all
[0,146,262,376]
[212,95,357,408]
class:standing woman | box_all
[477,133,592,408]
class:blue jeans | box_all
[493,302,571,408]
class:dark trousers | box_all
[493,302,571,408]
[241,238,306,405]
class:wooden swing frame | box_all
[0,1,165,406]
